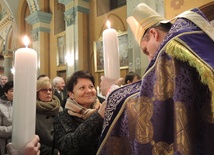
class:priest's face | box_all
[140,28,162,61]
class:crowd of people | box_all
[0,2,214,155]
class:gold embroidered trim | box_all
[165,39,214,114]
[97,93,139,155]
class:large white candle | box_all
[102,21,120,80]
[12,36,37,149]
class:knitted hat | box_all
[127,3,168,46]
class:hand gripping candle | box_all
[102,21,120,80]
[12,36,37,149]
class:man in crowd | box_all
[0,75,8,97]
[53,76,67,108]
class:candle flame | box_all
[23,36,30,47]
[106,20,111,29]
[11,67,15,75]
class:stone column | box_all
[2,50,14,81]
[25,11,52,76]
[59,0,90,79]
[64,7,76,78]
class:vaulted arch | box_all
[16,0,31,48]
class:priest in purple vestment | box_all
[97,3,214,155]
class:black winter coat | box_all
[53,110,103,155]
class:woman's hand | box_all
[98,101,107,118]
[23,135,40,155]
[7,135,40,155]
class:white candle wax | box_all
[97,86,100,95]
[102,22,120,80]
[12,46,37,149]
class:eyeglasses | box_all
[40,88,53,93]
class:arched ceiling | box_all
[1,0,20,23]
[2,0,214,25]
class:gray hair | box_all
[52,76,64,87]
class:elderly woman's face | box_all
[38,84,53,102]
[69,78,96,108]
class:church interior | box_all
[0,0,214,87]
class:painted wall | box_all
[165,0,214,19]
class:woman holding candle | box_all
[53,70,106,155]
[36,79,62,155]
[0,81,13,155]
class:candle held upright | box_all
[102,21,120,80]
[12,36,37,149]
